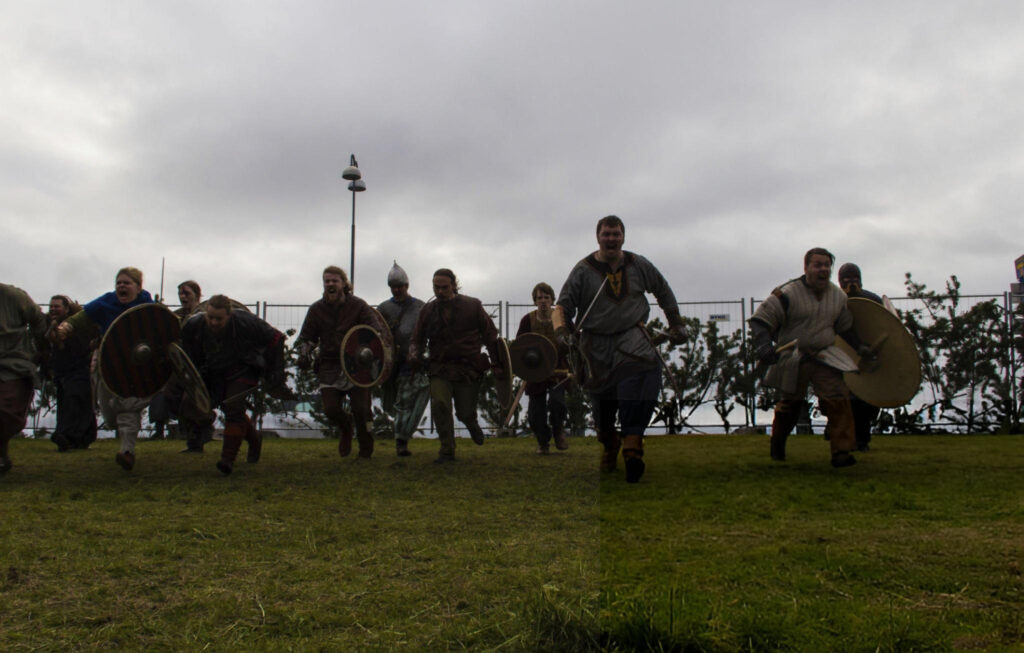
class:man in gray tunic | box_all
[555,215,686,483]
[377,262,429,456]
[0,283,47,474]
[749,247,867,468]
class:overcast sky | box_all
[3,1,1022,312]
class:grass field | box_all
[0,434,1021,651]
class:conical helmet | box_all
[387,261,409,287]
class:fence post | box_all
[1007,292,1019,430]
[748,297,757,429]
[741,297,751,429]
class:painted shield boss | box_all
[167,342,212,415]
[340,322,394,388]
[493,337,514,410]
[99,303,180,399]
[509,332,558,383]
[834,297,922,407]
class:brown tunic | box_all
[297,294,383,385]
[411,294,499,382]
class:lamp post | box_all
[341,154,366,289]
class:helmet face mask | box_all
[838,262,862,294]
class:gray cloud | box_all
[2,1,1022,313]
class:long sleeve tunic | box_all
[297,294,383,385]
[410,294,499,382]
[556,251,678,392]
[0,284,47,384]
[749,277,854,394]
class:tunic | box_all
[556,251,678,393]
[750,277,854,394]
[411,295,499,382]
[181,310,283,381]
[297,294,383,385]
[0,284,46,384]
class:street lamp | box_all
[342,154,366,289]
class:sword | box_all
[574,275,609,336]
[548,275,609,392]
[637,322,684,400]
[500,379,528,429]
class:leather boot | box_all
[598,430,621,472]
[218,424,245,475]
[467,423,485,445]
[356,427,374,459]
[244,417,262,463]
[1,437,12,474]
[553,429,569,451]
[395,438,411,457]
[622,434,645,483]
[53,433,72,452]
[338,425,353,457]
[831,451,857,468]
[115,451,135,471]
[182,422,206,453]
[535,427,551,454]
[770,433,788,461]
[770,406,799,462]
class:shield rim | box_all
[509,332,558,383]
[167,342,212,415]
[494,337,513,409]
[369,307,394,359]
[836,297,922,408]
[339,323,394,388]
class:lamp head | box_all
[342,165,361,181]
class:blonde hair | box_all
[322,265,352,294]
[116,267,143,287]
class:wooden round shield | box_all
[167,342,212,415]
[835,297,922,408]
[494,338,514,409]
[340,324,393,388]
[509,332,558,382]
[99,303,181,399]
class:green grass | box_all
[1,434,1022,651]
[599,435,1024,652]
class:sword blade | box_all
[574,275,609,335]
